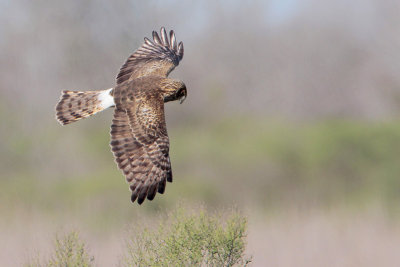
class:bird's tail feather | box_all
[56,88,114,125]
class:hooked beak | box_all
[179,94,186,104]
[178,87,187,104]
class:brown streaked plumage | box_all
[55,27,186,204]
[116,28,183,84]
[56,89,114,125]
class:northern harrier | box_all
[55,27,186,205]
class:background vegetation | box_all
[1,0,400,266]
[27,208,250,267]
[121,207,250,267]
[28,231,95,267]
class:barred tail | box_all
[55,88,114,125]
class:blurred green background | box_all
[1,0,400,266]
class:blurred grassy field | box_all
[2,115,400,265]
[2,116,400,218]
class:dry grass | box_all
[247,208,400,267]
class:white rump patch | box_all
[98,88,115,109]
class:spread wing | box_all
[116,27,184,85]
[110,84,172,204]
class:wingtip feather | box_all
[152,31,162,45]
[160,27,169,47]
[131,193,138,204]
[144,37,154,46]
[170,30,177,51]
[178,41,184,60]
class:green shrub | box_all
[27,231,94,267]
[121,207,252,267]
[27,208,251,266]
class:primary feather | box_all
[116,27,184,84]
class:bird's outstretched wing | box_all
[110,84,172,204]
[116,27,184,85]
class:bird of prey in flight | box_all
[55,27,186,205]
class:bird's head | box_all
[162,79,187,104]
